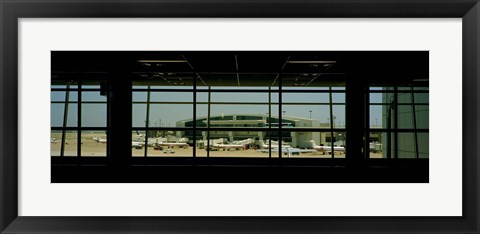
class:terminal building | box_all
[176,114,341,148]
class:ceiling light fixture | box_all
[138,60,187,63]
[288,61,336,64]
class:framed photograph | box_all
[1,0,478,233]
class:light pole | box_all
[309,110,312,119]
[282,111,286,116]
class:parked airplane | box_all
[157,142,189,149]
[305,140,345,154]
[257,147,317,158]
[132,141,144,149]
[93,137,107,143]
[210,143,246,151]
[257,140,292,149]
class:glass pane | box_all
[369,105,384,128]
[418,133,429,158]
[50,131,62,156]
[414,93,429,104]
[369,132,384,158]
[66,104,78,127]
[281,131,346,158]
[282,87,330,91]
[51,103,65,127]
[132,85,149,90]
[281,105,330,128]
[132,130,146,157]
[63,130,78,157]
[397,93,413,103]
[398,105,414,129]
[370,93,395,104]
[51,91,78,102]
[197,92,208,103]
[397,133,416,158]
[197,131,267,158]
[332,93,345,103]
[132,104,147,127]
[415,105,429,129]
[82,104,107,127]
[211,92,268,103]
[373,131,395,159]
[149,104,193,128]
[370,104,395,129]
[132,92,148,102]
[82,91,106,102]
[81,131,107,157]
[332,105,345,128]
[150,92,193,102]
[282,93,329,103]
[82,85,100,89]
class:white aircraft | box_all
[50,138,58,143]
[210,143,246,151]
[257,147,317,158]
[132,141,145,149]
[305,140,345,155]
[257,140,292,149]
[93,137,107,143]
[157,142,189,149]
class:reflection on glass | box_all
[370,104,395,129]
[397,133,416,158]
[370,93,394,104]
[81,131,107,157]
[398,105,414,129]
[415,105,429,129]
[397,93,429,104]
[417,133,429,159]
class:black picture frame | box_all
[1,0,478,233]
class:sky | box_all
[50,86,427,128]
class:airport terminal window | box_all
[126,69,347,159]
[51,81,107,157]
[51,51,430,183]
[368,85,429,159]
[51,51,428,161]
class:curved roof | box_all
[176,114,316,124]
